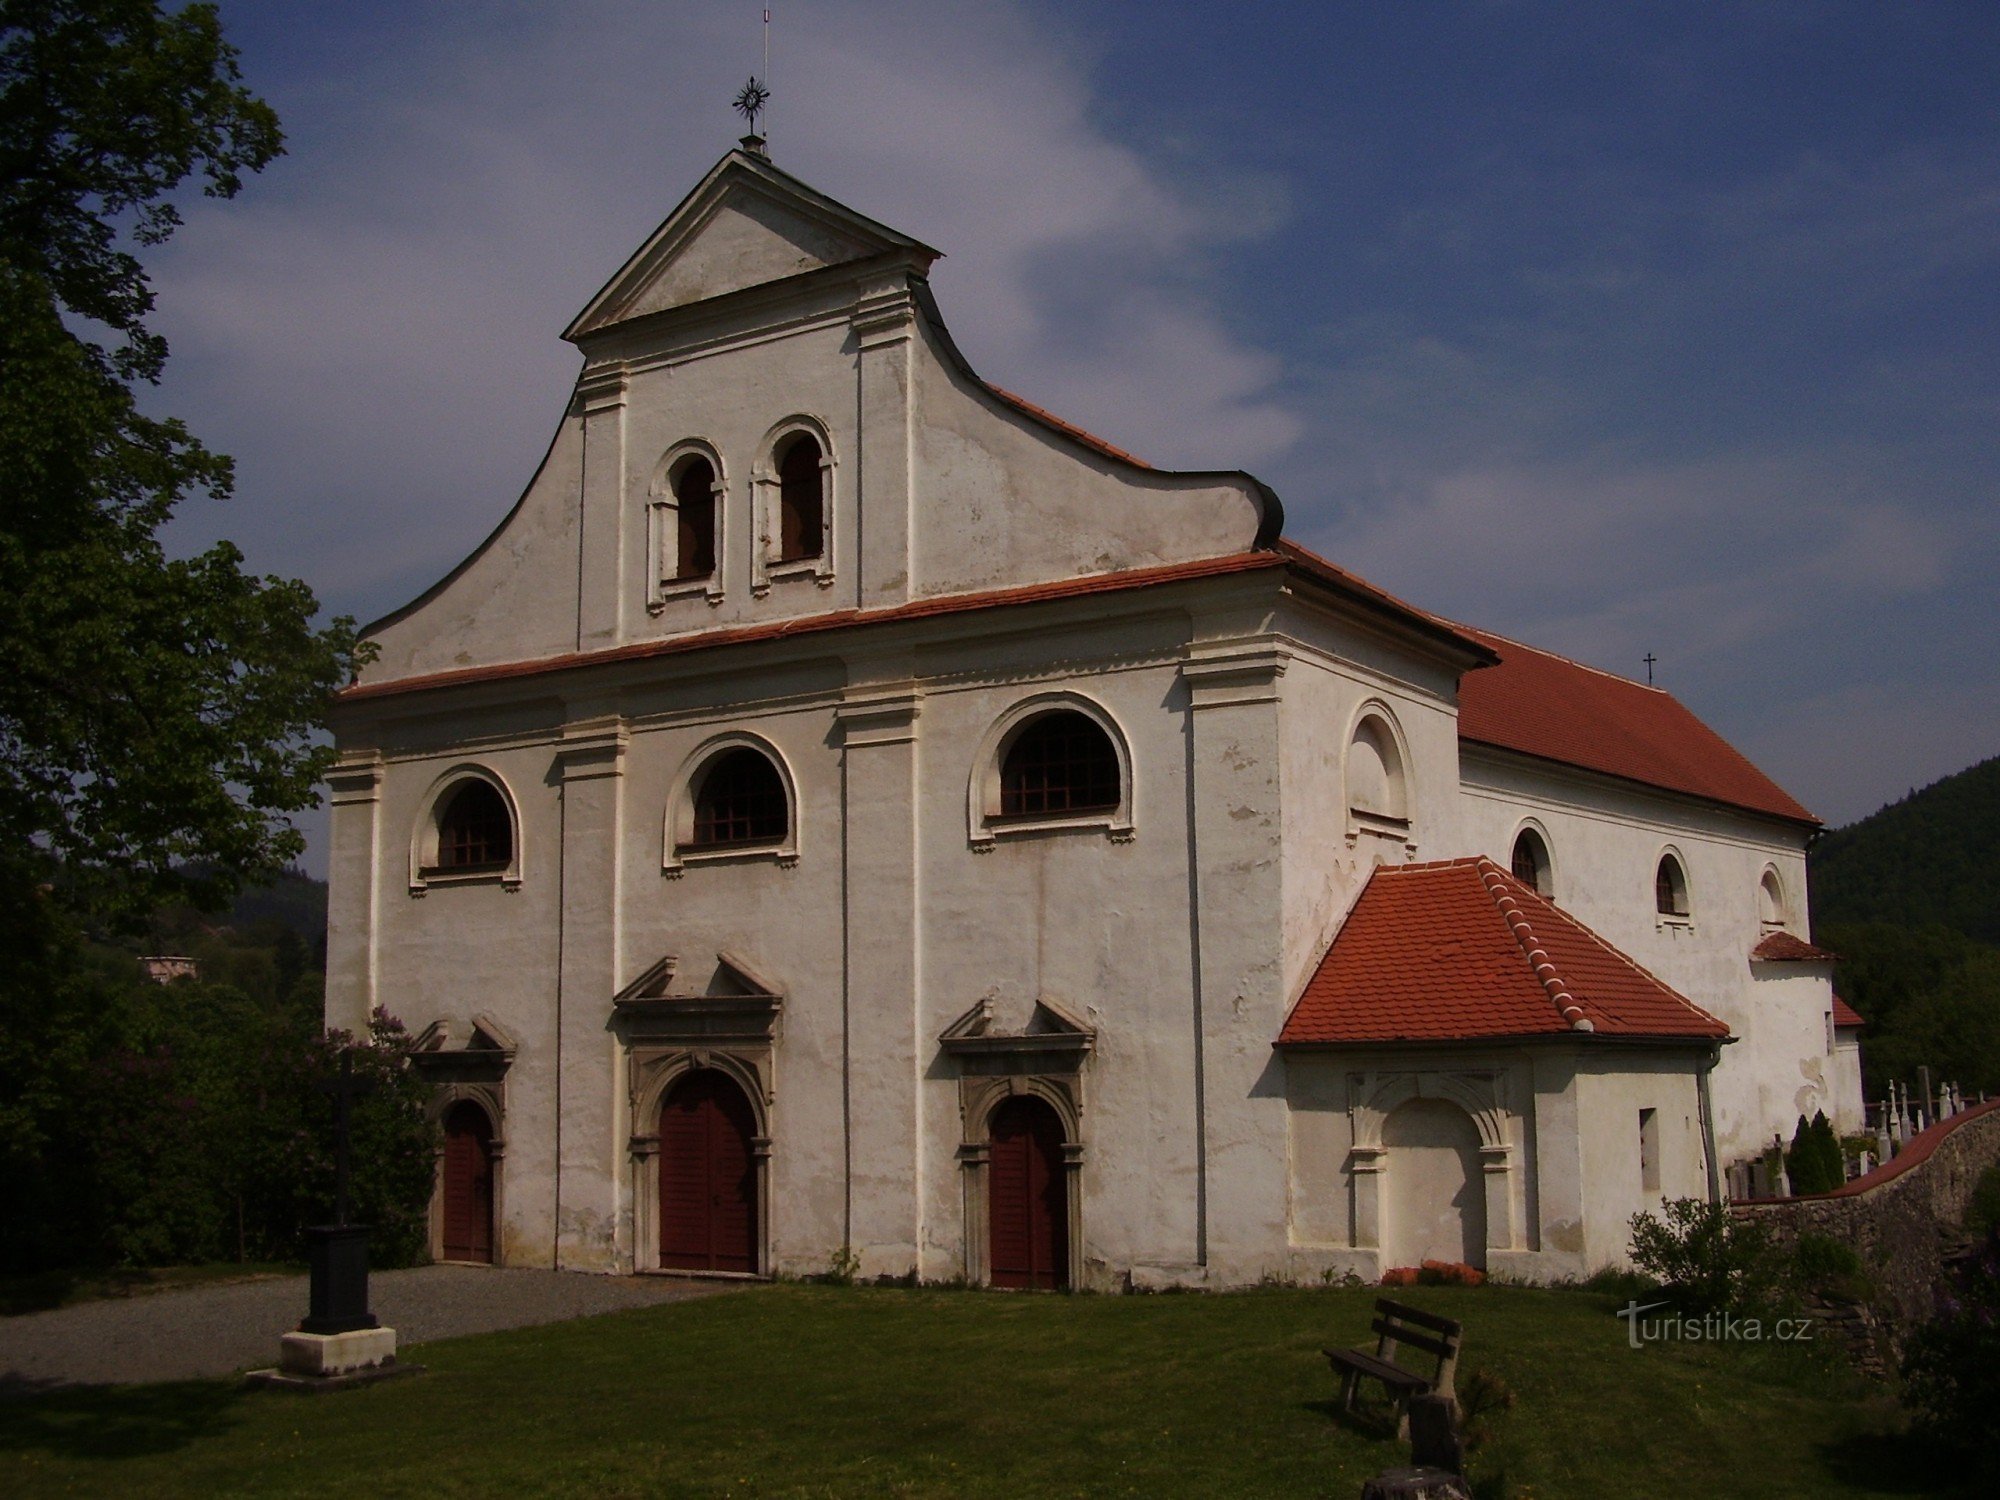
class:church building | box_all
[324,143,1855,1287]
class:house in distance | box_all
[325,142,1854,1288]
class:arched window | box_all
[688,748,789,849]
[1000,711,1120,818]
[1347,713,1409,825]
[672,455,717,581]
[437,780,512,870]
[1511,828,1552,897]
[1655,853,1690,918]
[776,433,824,562]
[1758,868,1787,927]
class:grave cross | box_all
[318,1051,376,1227]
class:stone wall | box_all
[1732,1098,2000,1334]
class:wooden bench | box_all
[1324,1298,1464,1437]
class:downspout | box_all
[1697,1043,1723,1205]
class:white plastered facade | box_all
[326,149,1844,1286]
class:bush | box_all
[1788,1232,1871,1302]
[1901,1230,2000,1482]
[1628,1197,1774,1313]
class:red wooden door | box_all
[441,1101,495,1263]
[658,1070,758,1273]
[988,1095,1068,1289]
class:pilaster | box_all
[324,751,383,1034]
[852,275,916,607]
[553,714,627,1271]
[1181,638,1289,1272]
[576,366,629,650]
[836,682,922,1274]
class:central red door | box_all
[988,1095,1068,1289]
[658,1070,758,1273]
[441,1101,495,1263]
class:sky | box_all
[145,1,2000,873]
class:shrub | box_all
[1628,1197,1774,1313]
[1785,1112,1844,1195]
[1418,1259,1485,1287]
[1788,1231,1871,1302]
[1901,1230,2000,1482]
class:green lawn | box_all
[0,1282,1940,1498]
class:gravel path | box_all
[0,1266,745,1391]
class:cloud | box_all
[148,0,1301,619]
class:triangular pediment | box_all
[565,149,939,340]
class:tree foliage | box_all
[0,0,365,925]
[1627,1197,1775,1314]
[0,897,436,1275]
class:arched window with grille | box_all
[1510,828,1552,897]
[1656,852,1691,918]
[999,711,1120,818]
[413,770,523,890]
[775,433,823,563]
[437,780,512,870]
[687,748,789,850]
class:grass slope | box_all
[1810,755,2000,946]
[0,1283,1928,1499]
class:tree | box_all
[0,0,366,927]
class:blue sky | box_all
[148,2,2000,869]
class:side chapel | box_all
[325,143,1858,1287]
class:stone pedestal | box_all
[300,1224,377,1334]
[280,1326,398,1377]
[1360,1468,1472,1500]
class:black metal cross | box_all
[1642,652,1657,685]
[318,1051,376,1227]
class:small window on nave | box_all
[775,433,824,563]
[1511,828,1553,897]
[436,781,513,871]
[999,711,1121,818]
[1655,853,1691,918]
[672,455,717,581]
[687,748,789,849]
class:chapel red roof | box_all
[1278,856,1731,1046]
[1832,995,1866,1030]
[1750,931,1836,963]
[1452,627,1817,826]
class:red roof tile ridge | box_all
[984,384,1152,469]
[1475,858,1594,1033]
[1450,620,1668,696]
[1524,870,1730,1037]
[1272,538,1449,623]
[1750,931,1836,963]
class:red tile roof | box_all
[1832,995,1866,1029]
[1278,856,1731,1046]
[1453,626,1817,826]
[1750,931,1836,963]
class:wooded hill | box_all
[1811,754,2000,946]
[1809,754,2000,1099]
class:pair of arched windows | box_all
[1506,829,1687,918]
[661,430,825,589]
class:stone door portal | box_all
[987,1094,1069,1289]
[658,1069,758,1273]
[441,1100,495,1263]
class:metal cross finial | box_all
[1643,652,1657,685]
[733,76,770,138]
